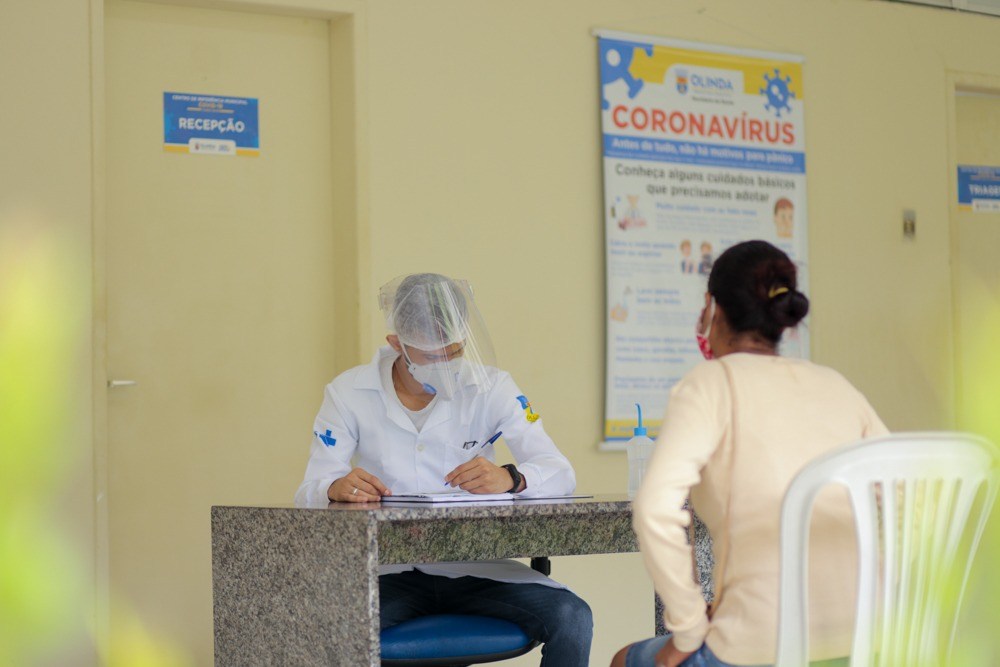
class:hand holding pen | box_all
[444,432,511,493]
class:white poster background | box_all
[598,32,809,450]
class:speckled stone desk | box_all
[211,495,713,666]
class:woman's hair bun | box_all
[708,240,810,345]
[768,289,809,328]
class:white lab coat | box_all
[295,346,577,586]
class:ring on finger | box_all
[352,487,358,496]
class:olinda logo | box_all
[675,69,689,94]
[690,73,735,92]
[675,68,736,96]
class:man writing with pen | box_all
[295,272,593,665]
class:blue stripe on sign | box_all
[603,134,805,174]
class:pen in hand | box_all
[445,431,503,486]
[476,431,503,457]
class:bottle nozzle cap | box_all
[633,403,648,437]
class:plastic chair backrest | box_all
[775,432,999,667]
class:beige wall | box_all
[5,0,1000,664]
[359,3,1000,662]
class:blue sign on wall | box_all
[163,92,259,156]
[958,165,1000,213]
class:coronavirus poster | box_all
[598,32,809,448]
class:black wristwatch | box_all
[502,464,522,493]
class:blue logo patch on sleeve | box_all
[516,395,540,423]
[315,429,337,447]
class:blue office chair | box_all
[380,557,550,667]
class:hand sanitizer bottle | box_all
[627,403,655,498]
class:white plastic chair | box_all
[776,432,999,667]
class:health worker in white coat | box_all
[295,272,593,666]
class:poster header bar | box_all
[592,29,805,64]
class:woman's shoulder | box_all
[675,358,732,392]
[679,354,834,390]
[722,353,867,395]
[722,352,830,373]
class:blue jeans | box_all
[380,570,593,667]
[625,635,733,667]
[624,634,849,667]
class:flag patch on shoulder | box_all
[516,395,540,423]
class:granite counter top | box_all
[212,495,637,564]
[211,494,713,665]
[227,493,632,517]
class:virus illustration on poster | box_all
[761,68,794,118]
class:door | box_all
[949,84,1000,665]
[104,1,337,660]
[952,90,1000,434]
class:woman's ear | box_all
[711,303,728,333]
[386,334,401,351]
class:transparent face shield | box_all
[378,274,498,399]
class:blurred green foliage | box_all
[951,285,1000,666]
[1,222,190,665]
[0,224,86,664]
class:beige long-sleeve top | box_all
[633,353,888,665]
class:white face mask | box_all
[402,348,467,400]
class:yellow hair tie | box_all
[768,286,789,299]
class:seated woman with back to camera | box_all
[613,240,888,667]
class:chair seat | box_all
[381,614,534,663]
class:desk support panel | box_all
[212,507,381,666]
